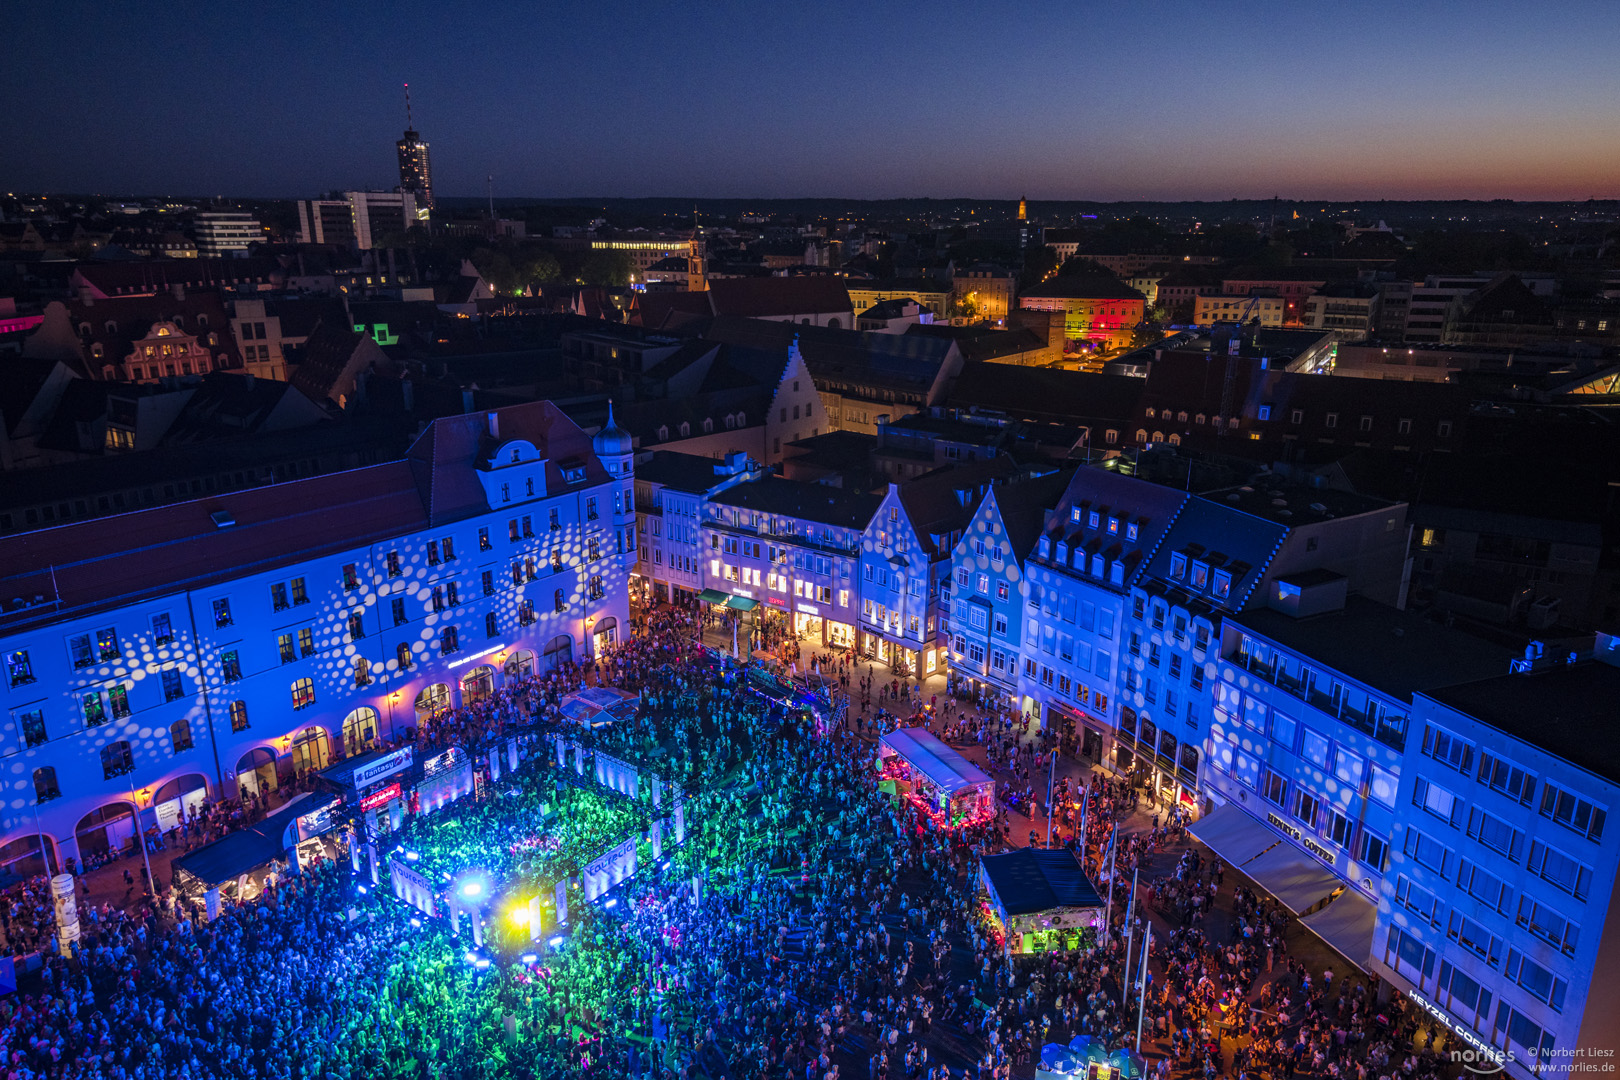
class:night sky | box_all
[6,0,1620,201]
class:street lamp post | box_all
[126,780,156,899]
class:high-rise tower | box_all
[396,83,433,220]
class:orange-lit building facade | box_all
[1018,278,1146,352]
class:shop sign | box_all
[796,602,819,615]
[1265,812,1301,841]
[1302,837,1336,863]
[359,782,402,812]
[353,747,413,788]
[766,596,786,607]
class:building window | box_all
[1325,413,1338,429]
[298,627,314,657]
[348,613,365,640]
[396,643,413,669]
[485,612,499,638]
[271,583,289,611]
[440,626,460,655]
[387,551,402,576]
[342,563,360,590]
[213,598,233,627]
[392,597,407,626]
[170,718,194,754]
[18,709,46,749]
[555,589,566,613]
[161,667,184,702]
[33,766,59,803]
[478,526,491,551]
[229,700,250,733]
[150,612,174,645]
[482,570,495,596]
[354,657,371,687]
[100,741,135,780]
[1539,781,1607,842]
[291,677,316,710]
[290,577,308,605]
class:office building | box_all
[297,192,420,250]
[193,212,262,258]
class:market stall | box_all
[558,686,641,728]
[171,791,340,915]
[876,727,996,829]
[979,847,1104,955]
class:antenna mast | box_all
[404,83,413,129]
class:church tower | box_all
[1017,196,1027,221]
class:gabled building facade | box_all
[0,401,632,877]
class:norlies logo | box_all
[1452,1047,1513,1075]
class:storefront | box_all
[1046,702,1107,764]
[504,649,535,678]
[1116,707,1199,809]
[235,747,279,797]
[590,616,618,656]
[460,665,495,705]
[151,774,209,835]
[315,746,414,843]
[73,803,138,861]
[793,607,823,642]
[415,683,452,720]
[290,725,331,776]
[541,634,573,672]
[341,707,381,756]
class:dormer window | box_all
[1039,536,1051,558]
[702,418,713,433]
[1126,522,1139,542]
[657,426,669,441]
[1056,542,1068,565]
[511,449,521,464]
[1193,562,1209,589]
[1170,552,1187,578]
[1088,511,1100,528]
[1107,517,1119,535]
[1090,554,1104,577]
[156,326,170,337]
[1145,407,1156,418]
[1070,507,1082,524]
[1195,413,1206,425]
[1214,569,1232,600]
[679,422,690,438]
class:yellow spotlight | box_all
[508,903,530,927]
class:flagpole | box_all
[1135,922,1152,1053]
[1044,747,1057,848]
[1122,865,1138,1007]
[1079,776,1090,865]
[1102,823,1117,935]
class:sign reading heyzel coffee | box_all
[352,748,413,789]
[359,782,402,812]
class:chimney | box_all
[487,411,500,438]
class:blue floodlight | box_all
[410,918,422,928]
[548,935,565,948]
[459,880,485,899]
[475,959,491,970]
[405,851,419,862]
[603,897,617,909]
[465,951,477,964]
[520,953,538,964]
[356,885,367,894]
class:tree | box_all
[524,251,562,285]
[1020,246,1060,289]
[579,251,636,286]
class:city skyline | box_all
[6,0,1620,202]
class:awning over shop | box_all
[1188,802,1283,867]
[1238,845,1343,915]
[171,791,337,890]
[727,596,758,611]
[1300,888,1378,972]
[697,589,731,605]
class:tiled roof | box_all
[1020,276,1145,301]
[707,276,852,318]
[635,451,746,494]
[710,476,881,530]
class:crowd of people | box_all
[0,598,1462,1080]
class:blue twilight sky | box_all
[5,0,1620,201]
